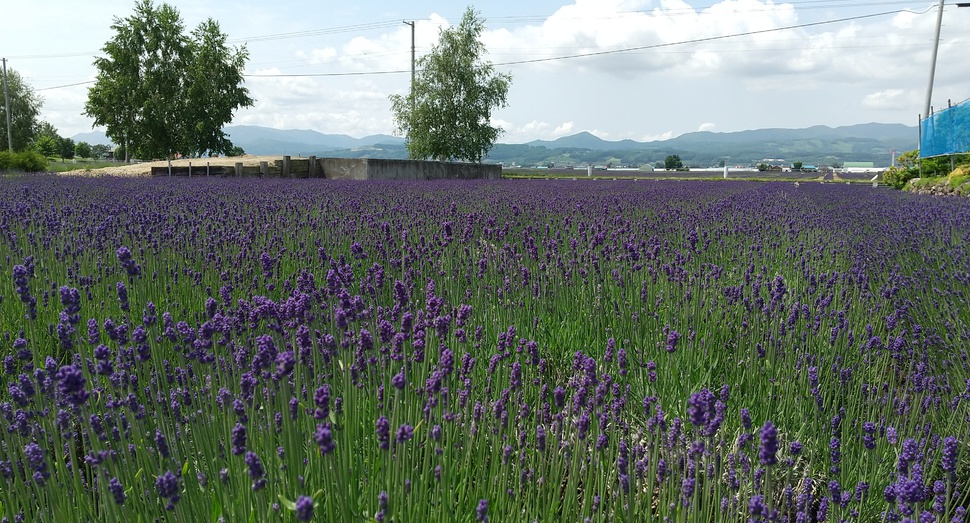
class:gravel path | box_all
[61,155,288,176]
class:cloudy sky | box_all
[5,0,970,143]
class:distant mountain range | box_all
[71,122,918,168]
[221,125,404,154]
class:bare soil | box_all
[61,155,288,177]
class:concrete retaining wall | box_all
[364,158,501,180]
[152,156,501,180]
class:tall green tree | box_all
[389,7,511,163]
[84,0,252,161]
[0,67,43,151]
[58,137,76,160]
[91,144,112,160]
[184,19,253,157]
[35,121,61,158]
[664,155,683,170]
[74,141,92,159]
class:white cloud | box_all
[553,121,575,136]
[640,130,675,142]
[520,120,552,135]
[295,47,338,64]
[698,122,716,132]
[861,89,916,111]
[15,0,970,142]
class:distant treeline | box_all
[321,141,906,169]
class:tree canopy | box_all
[84,0,252,161]
[664,155,683,170]
[0,67,43,151]
[389,7,511,163]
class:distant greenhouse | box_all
[842,162,882,174]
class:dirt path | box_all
[61,155,290,177]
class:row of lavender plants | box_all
[0,176,967,522]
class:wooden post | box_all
[283,155,291,177]
[206,162,210,177]
[259,161,268,177]
[235,162,243,177]
[188,161,192,177]
[309,156,316,177]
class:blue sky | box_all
[5,0,970,143]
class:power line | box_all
[229,20,405,43]
[22,4,947,87]
[247,70,410,78]
[244,7,928,78]
[7,0,940,61]
[36,80,95,91]
[495,8,932,67]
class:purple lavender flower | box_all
[59,286,82,324]
[156,471,180,509]
[54,365,89,405]
[396,424,414,443]
[687,389,714,427]
[863,422,877,450]
[759,421,778,466]
[108,477,126,505]
[510,362,522,390]
[553,386,566,408]
[314,385,330,420]
[24,443,48,484]
[816,494,828,521]
[476,499,488,522]
[117,246,141,277]
[576,410,590,440]
[829,479,841,504]
[231,423,247,455]
[315,423,335,455]
[391,368,406,390]
[295,495,314,521]
[116,281,129,311]
[244,451,265,489]
[899,438,918,473]
[275,350,295,377]
[830,437,841,473]
[376,416,390,450]
[886,426,898,445]
[748,494,767,517]
[665,330,680,353]
[155,429,170,459]
[942,436,959,474]
[896,478,925,503]
[239,373,257,402]
[682,477,696,506]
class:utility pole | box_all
[403,21,415,92]
[924,0,946,120]
[2,58,12,152]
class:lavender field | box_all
[0,176,968,522]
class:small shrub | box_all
[883,165,919,189]
[6,150,50,172]
[0,150,11,171]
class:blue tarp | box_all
[920,98,970,158]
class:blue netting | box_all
[921,98,970,158]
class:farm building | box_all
[842,162,883,174]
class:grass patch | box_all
[48,159,121,172]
